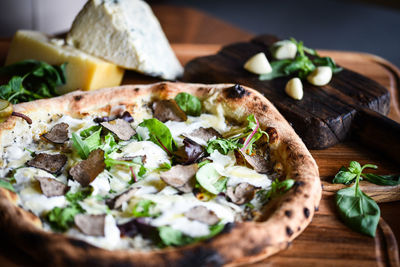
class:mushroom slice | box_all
[35,176,69,197]
[226,182,256,205]
[184,206,219,225]
[152,99,187,122]
[42,123,69,144]
[27,153,67,174]
[160,164,197,193]
[189,127,222,142]
[74,214,106,236]
[241,153,269,174]
[106,187,140,209]
[101,118,136,141]
[69,149,105,187]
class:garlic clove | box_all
[307,66,332,86]
[243,52,272,75]
[285,77,303,100]
[271,40,297,60]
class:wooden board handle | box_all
[352,107,400,164]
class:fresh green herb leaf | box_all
[155,162,172,171]
[313,57,343,73]
[0,179,15,192]
[101,132,119,155]
[206,138,240,155]
[196,163,225,195]
[83,127,102,152]
[139,118,177,153]
[65,187,93,203]
[132,200,158,218]
[213,177,228,193]
[259,59,292,80]
[198,160,211,168]
[0,60,66,104]
[47,203,83,232]
[336,184,380,237]
[80,125,101,138]
[71,132,91,159]
[361,173,400,186]
[333,168,357,184]
[174,92,202,116]
[258,179,295,204]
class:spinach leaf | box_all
[361,173,400,186]
[0,179,15,192]
[132,200,158,218]
[47,203,84,232]
[0,60,66,104]
[336,184,380,237]
[158,223,225,247]
[139,118,177,153]
[174,92,202,116]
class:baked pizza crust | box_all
[0,82,321,266]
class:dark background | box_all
[155,0,400,68]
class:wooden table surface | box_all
[0,4,399,266]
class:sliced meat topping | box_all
[226,182,256,205]
[152,99,187,122]
[74,214,106,236]
[106,187,140,209]
[160,164,197,193]
[242,153,269,174]
[69,149,105,187]
[101,118,136,141]
[27,153,67,174]
[41,123,69,144]
[174,138,205,165]
[184,206,219,225]
[35,176,69,197]
[189,127,222,142]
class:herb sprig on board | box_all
[333,161,400,237]
[0,60,67,104]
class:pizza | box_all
[0,82,321,266]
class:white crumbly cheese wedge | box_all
[66,0,183,80]
[5,30,124,94]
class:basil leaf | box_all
[139,118,177,153]
[0,179,15,192]
[174,92,202,116]
[348,161,362,174]
[333,170,357,184]
[206,138,240,155]
[132,200,158,218]
[47,203,84,232]
[361,173,400,186]
[71,132,91,159]
[336,184,380,237]
[259,59,291,80]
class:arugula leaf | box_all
[71,132,91,159]
[361,173,400,186]
[101,132,119,155]
[65,187,93,203]
[47,203,83,232]
[80,125,101,138]
[336,184,380,237]
[72,126,105,159]
[174,92,202,116]
[206,138,240,155]
[0,60,66,104]
[132,200,158,218]
[83,127,102,152]
[139,119,177,153]
[158,223,225,247]
[0,179,15,192]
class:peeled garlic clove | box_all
[285,77,303,100]
[307,66,332,86]
[271,40,297,60]
[243,52,272,74]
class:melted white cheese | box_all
[120,141,169,169]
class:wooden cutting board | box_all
[0,39,399,267]
[182,35,392,150]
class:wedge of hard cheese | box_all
[66,0,183,80]
[6,30,124,94]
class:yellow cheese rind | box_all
[5,30,124,94]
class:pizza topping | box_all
[94,111,134,123]
[74,214,106,236]
[184,206,219,225]
[189,127,222,143]
[196,163,228,195]
[69,149,106,187]
[152,99,187,122]
[226,183,256,205]
[118,218,156,238]
[35,176,69,197]
[106,187,140,209]
[174,138,205,165]
[241,153,269,174]
[42,122,69,144]
[160,164,197,193]
[174,92,202,116]
[101,118,136,141]
[27,153,67,174]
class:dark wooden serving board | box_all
[183,35,391,150]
